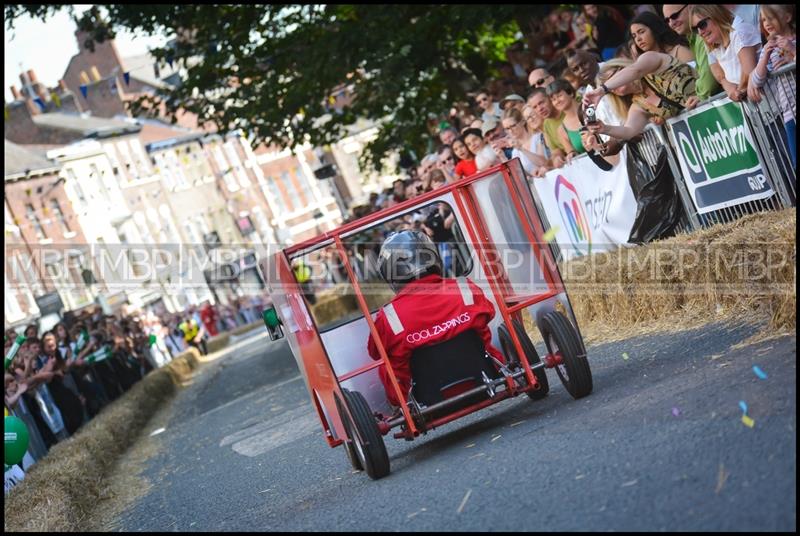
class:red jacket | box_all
[367,274,504,407]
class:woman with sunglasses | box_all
[582,49,699,141]
[689,5,761,103]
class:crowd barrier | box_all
[637,63,796,232]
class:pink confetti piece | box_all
[672,407,680,417]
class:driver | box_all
[367,230,505,408]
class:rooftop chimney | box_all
[26,69,38,83]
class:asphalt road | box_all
[115,321,796,532]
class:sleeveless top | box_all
[564,125,587,154]
[633,55,697,119]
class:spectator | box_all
[581,4,629,60]
[40,332,84,435]
[582,59,636,159]
[482,117,514,161]
[690,5,761,102]
[438,125,459,146]
[522,104,552,162]
[463,127,499,172]
[475,89,502,123]
[24,324,38,339]
[528,67,556,90]
[499,94,525,113]
[528,88,569,167]
[436,144,457,182]
[748,4,796,166]
[546,79,585,160]
[583,50,699,140]
[566,49,602,97]
[663,4,723,101]
[630,11,694,63]
[452,136,477,180]
[501,106,549,175]
[200,301,219,337]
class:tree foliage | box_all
[6,5,549,171]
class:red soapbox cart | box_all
[261,159,592,479]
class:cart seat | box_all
[410,329,500,407]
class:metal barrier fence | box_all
[635,63,796,232]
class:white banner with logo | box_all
[530,148,637,261]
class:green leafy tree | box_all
[6,5,549,171]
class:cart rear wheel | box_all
[498,319,549,400]
[342,389,390,480]
[335,395,363,472]
[540,311,592,399]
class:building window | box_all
[26,204,47,240]
[293,166,315,205]
[91,163,113,205]
[50,199,71,234]
[265,176,288,213]
[281,171,301,212]
[65,168,87,207]
[225,142,251,187]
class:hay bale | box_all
[562,207,795,334]
[4,365,180,531]
[206,334,230,354]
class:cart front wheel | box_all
[540,311,592,399]
[342,389,390,480]
[498,319,549,400]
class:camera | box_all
[584,104,597,124]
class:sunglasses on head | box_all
[664,4,688,24]
[692,17,711,33]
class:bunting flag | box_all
[123,71,130,86]
[79,84,88,99]
[167,55,174,70]
[33,96,46,111]
[51,92,61,108]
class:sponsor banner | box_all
[667,98,774,214]
[532,148,637,261]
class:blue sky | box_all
[4,5,169,102]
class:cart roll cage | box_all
[267,158,583,444]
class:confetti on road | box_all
[575,474,586,480]
[739,401,748,414]
[542,226,560,242]
[149,427,166,437]
[741,415,755,428]
[469,452,486,459]
[258,489,272,493]
[672,407,680,417]
[509,420,526,428]
[621,479,638,487]
[715,463,729,494]
[464,443,476,449]
[491,434,502,442]
[752,366,768,380]
[457,489,473,514]
[407,507,427,519]
[622,352,630,360]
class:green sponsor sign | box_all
[685,101,759,178]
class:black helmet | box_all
[377,230,443,291]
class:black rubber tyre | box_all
[335,394,363,472]
[498,318,549,400]
[540,311,592,399]
[342,389,390,480]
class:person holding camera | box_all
[546,79,586,163]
